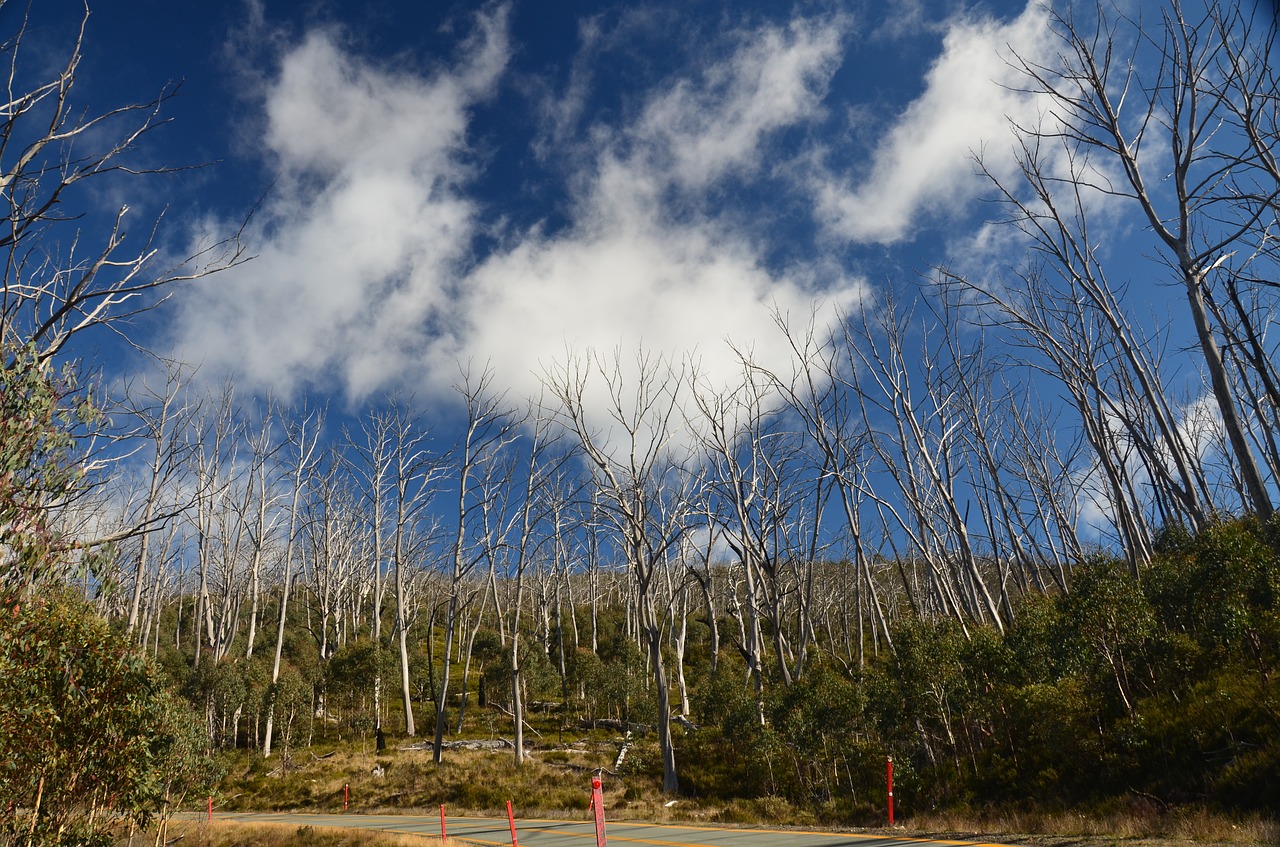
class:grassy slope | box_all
[213,740,1277,847]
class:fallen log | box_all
[576,718,652,733]
[545,761,621,777]
[614,731,632,770]
[399,738,521,752]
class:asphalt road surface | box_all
[210,811,1021,847]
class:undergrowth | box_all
[209,743,1276,846]
[160,820,447,847]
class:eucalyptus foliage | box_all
[0,589,217,846]
[0,347,94,589]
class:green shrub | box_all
[0,588,212,844]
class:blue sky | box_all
[23,0,1280,555]
[35,0,1063,412]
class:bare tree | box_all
[995,0,1278,520]
[836,296,1005,632]
[343,403,398,740]
[114,359,200,637]
[188,386,244,667]
[239,403,287,659]
[0,3,249,597]
[545,348,697,794]
[690,355,826,715]
[433,367,518,763]
[384,401,441,737]
[762,310,893,663]
[262,403,323,758]
[494,395,574,765]
[0,3,246,363]
[303,456,362,662]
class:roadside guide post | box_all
[440,805,448,842]
[344,783,349,811]
[590,775,607,847]
[207,796,212,824]
[886,757,894,826]
[506,800,519,847]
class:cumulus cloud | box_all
[169,7,863,414]
[814,2,1055,245]
[629,17,844,192]
[169,6,509,399]
[445,13,859,409]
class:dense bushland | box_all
[0,588,221,846]
[676,524,1276,817]
[170,517,1279,823]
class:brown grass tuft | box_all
[214,743,1277,847]
[898,806,1278,847]
[157,820,447,847]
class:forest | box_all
[143,510,1280,818]
[2,0,1280,843]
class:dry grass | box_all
[220,743,619,816]
[152,820,452,847]
[898,806,1279,847]
[215,745,1277,847]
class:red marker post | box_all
[344,783,349,811]
[207,796,213,824]
[590,776,607,847]
[886,756,894,826]
[506,800,519,847]
[440,805,448,842]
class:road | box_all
[210,811,1021,847]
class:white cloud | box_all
[877,2,927,41]
[168,6,509,400]
[168,8,863,418]
[815,2,1055,245]
[457,215,855,411]
[630,17,844,192]
[442,14,861,420]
